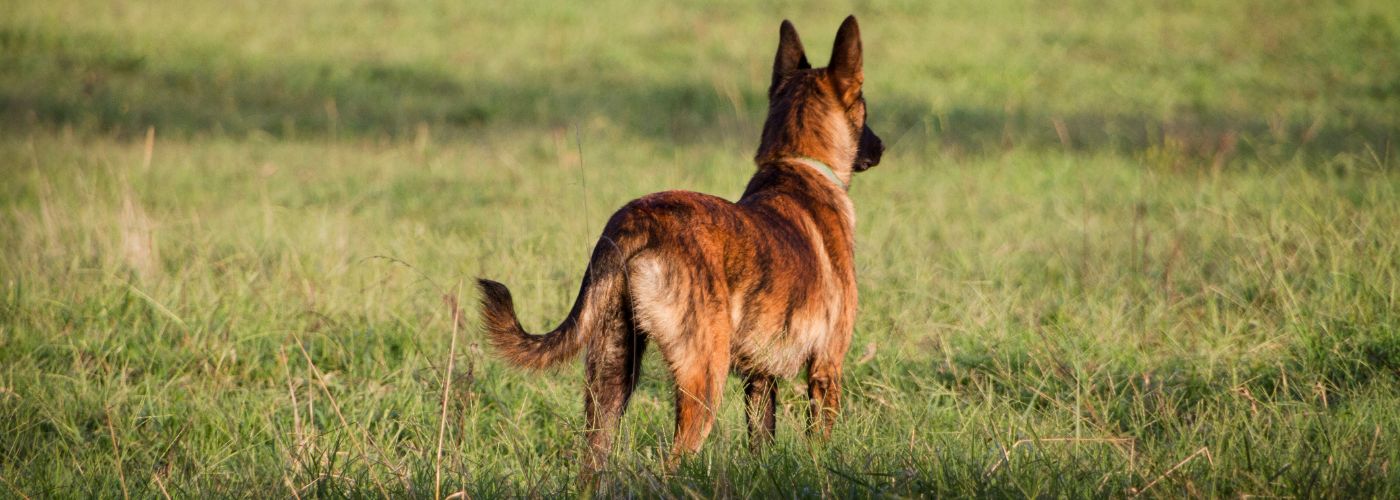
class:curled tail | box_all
[477,240,629,370]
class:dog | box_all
[477,15,884,473]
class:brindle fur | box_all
[478,15,885,473]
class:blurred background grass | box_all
[4,0,1395,155]
[1,0,1398,497]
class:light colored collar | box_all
[790,156,847,191]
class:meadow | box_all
[2,0,1398,497]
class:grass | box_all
[2,0,1398,497]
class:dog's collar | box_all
[789,157,847,191]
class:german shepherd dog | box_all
[478,15,884,472]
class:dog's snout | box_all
[856,125,884,170]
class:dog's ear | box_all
[770,20,810,97]
[828,15,863,104]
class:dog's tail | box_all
[477,237,630,370]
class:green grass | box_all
[2,0,1398,497]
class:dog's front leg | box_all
[744,373,778,451]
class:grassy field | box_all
[2,0,1398,497]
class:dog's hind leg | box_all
[666,343,728,466]
[661,307,732,468]
[628,253,732,467]
[744,373,778,451]
[806,355,845,438]
[581,307,646,477]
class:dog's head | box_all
[762,15,884,174]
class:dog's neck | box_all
[741,155,859,241]
[756,149,854,190]
[744,155,858,231]
[787,157,847,191]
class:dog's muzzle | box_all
[855,125,884,171]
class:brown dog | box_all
[478,15,884,472]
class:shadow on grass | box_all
[0,27,758,145]
[1,26,1395,164]
[898,100,1396,166]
